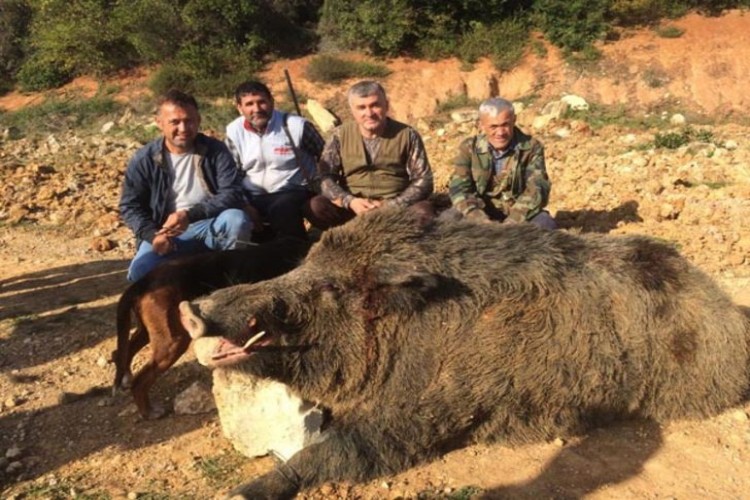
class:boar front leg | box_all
[228,421,418,499]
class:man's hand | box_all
[349,197,382,215]
[161,210,189,236]
[152,233,174,255]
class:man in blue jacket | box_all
[120,89,252,282]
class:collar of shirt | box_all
[488,136,517,175]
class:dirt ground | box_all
[2,10,750,500]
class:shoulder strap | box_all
[281,113,313,184]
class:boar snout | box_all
[179,301,206,339]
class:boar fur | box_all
[181,209,750,499]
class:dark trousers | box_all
[303,195,436,230]
[485,204,558,230]
[250,191,311,241]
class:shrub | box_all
[534,0,610,52]
[655,25,685,38]
[458,17,530,71]
[435,93,480,113]
[148,64,196,97]
[654,128,693,149]
[16,54,72,91]
[0,0,32,81]
[306,55,391,83]
[318,0,415,55]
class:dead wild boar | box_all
[180,208,750,499]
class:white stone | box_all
[540,100,569,119]
[669,113,686,125]
[306,99,339,134]
[212,368,324,460]
[100,121,115,134]
[724,139,738,150]
[561,94,589,111]
[554,128,571,139]
[450,110,478,124]
[532,114,554,131]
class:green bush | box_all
[306,55,391,83]
[16,54,72,91]
[458,17,530,71]
[654,128,694,149]
[655,24,685,37]
[0,0,32,82]
[148,64,196,97]
[318,0,416,55]
[534,0,610,52]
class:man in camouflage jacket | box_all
[449,97,556,229]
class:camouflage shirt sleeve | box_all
[448,137,487,218]
[507,140,551,223]
[317,128,353,206]
[382,128,434,208]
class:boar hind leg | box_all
[229,424,416,499]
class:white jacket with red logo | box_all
[225,110,313,196]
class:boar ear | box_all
[372,263,439,292]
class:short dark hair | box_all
[158,89,199,112]
[234,81,273,104]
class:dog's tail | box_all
[112,281,143,395]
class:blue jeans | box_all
[127,208,252,282]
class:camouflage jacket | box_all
[448,127,550,223]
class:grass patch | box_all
[17,478,110,499]
[652,126,716,149]
[655,25,685,38]
[0,93,121,139]
[193,450,247,487]
[305,55,391,84]
[436,93,480,114]
[642,67,669,88]
[562,103,664,130]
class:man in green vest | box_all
[305,80,434,229]
[448,97,557,229]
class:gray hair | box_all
[478,98,515,118]
[347,80,387,105]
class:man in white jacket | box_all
[226,81,324,240]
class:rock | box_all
[724,139,738,150]
[100,121,115,134]
[532,114,554,131]
[730,409,749,422]
[306,99,339,134]
[212,368,324,460]
[561,94,589,111]
[173,381,216,415]
[670,113,687,125]
[553,437,566,447]
[90,237,115,252]
[541,100,569,119]
[96,356,108,368]
[450,110,478,124]
[554,127,571,139]
[6,446,22,459]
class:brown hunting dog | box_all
[112,237,311,419]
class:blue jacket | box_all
[119,134,246,245]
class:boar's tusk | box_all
[242,330,267,350]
